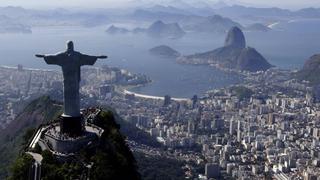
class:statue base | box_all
[60,114,84,137]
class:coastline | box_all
[0,64,238,103]
[0,65,57,72]
[117,83,191,102]
[120,88,191,102]
[176,59,249,77]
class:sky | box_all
[0,0,319,9]
[239,0,320,9]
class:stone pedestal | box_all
[41,122,104,154]
[60,115,84,137]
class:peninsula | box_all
[177,26,273,72]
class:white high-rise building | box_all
[237,119,241,142]
[229,117,236,135]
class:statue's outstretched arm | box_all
[97,55,108,59]
[35,53,63,65]
[35,54,45,58]
[80,54,108,66]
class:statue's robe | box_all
[44,50,97,117]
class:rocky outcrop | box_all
[177,26,273,72]
[237,47,271,72]
[224,26,246,49]
[149,45,181,58]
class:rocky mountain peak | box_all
[224,26,246,49]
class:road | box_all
[122,89,191,102]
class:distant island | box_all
[106,21,186,39]
[149,45,181,58]
[177,26,273,72]
[106,25,130,34]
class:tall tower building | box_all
[229,116,236,136]
[237,119,241,142]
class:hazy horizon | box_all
[0,0,319,10]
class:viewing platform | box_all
[28,108,104,156]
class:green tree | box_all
[9,153,34,180]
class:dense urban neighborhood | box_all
[1,64,320,179]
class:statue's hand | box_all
[35,54,45,58]
[97,55,108,59]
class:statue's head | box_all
[66,41,74,51]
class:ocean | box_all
[0,19,319,98]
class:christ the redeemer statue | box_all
[36,41,107,119]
